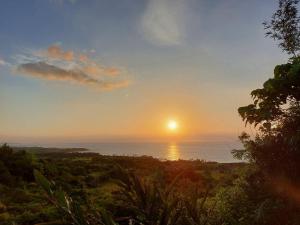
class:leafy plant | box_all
[34,170,117,225]
[113,166,184,225]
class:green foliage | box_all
[235,2,300,223]
[0,144,38,184]
[238,57,300,126]
[34,170,117,225]
[181,189,212,225]
[0,144,246,225]
[114,167,183,225]
[212,176,254,225]
[237,58,300,184]
[0,161,14,185]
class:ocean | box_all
[9,139,243,163]
[86,141,243,163]
[27,139,242,163]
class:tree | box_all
[235,0,300,184]
[232,2,300,223]
[0,144,38,184]
[263,0,300,56]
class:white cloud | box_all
[141,0,187,46]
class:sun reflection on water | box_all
[168,143,180,160]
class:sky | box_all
[0,0,288,144]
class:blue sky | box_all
[0,0,287,143]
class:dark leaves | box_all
[263,0,300,56]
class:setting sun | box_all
[167,120,178,131]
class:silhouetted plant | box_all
[263,0,300,56]
[181,189,213,225]
[234,1,300,223]
[114,167,183,225]
[236,57,300,184]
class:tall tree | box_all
[231,3,300,223]
[263,0,300,56]
[235,0,300,185]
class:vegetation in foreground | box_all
[1,144,250,225]
[0,143,299,225]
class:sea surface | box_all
[17,140,243,163]
[86,141,243,163]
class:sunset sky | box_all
[0,0,287,143]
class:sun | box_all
[167,120,178,131]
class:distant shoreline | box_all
[12,146,89,154]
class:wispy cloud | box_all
[141,0,187,46]
[46,45,74,61]
[14,44,130,91]
[18,62,129,90]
